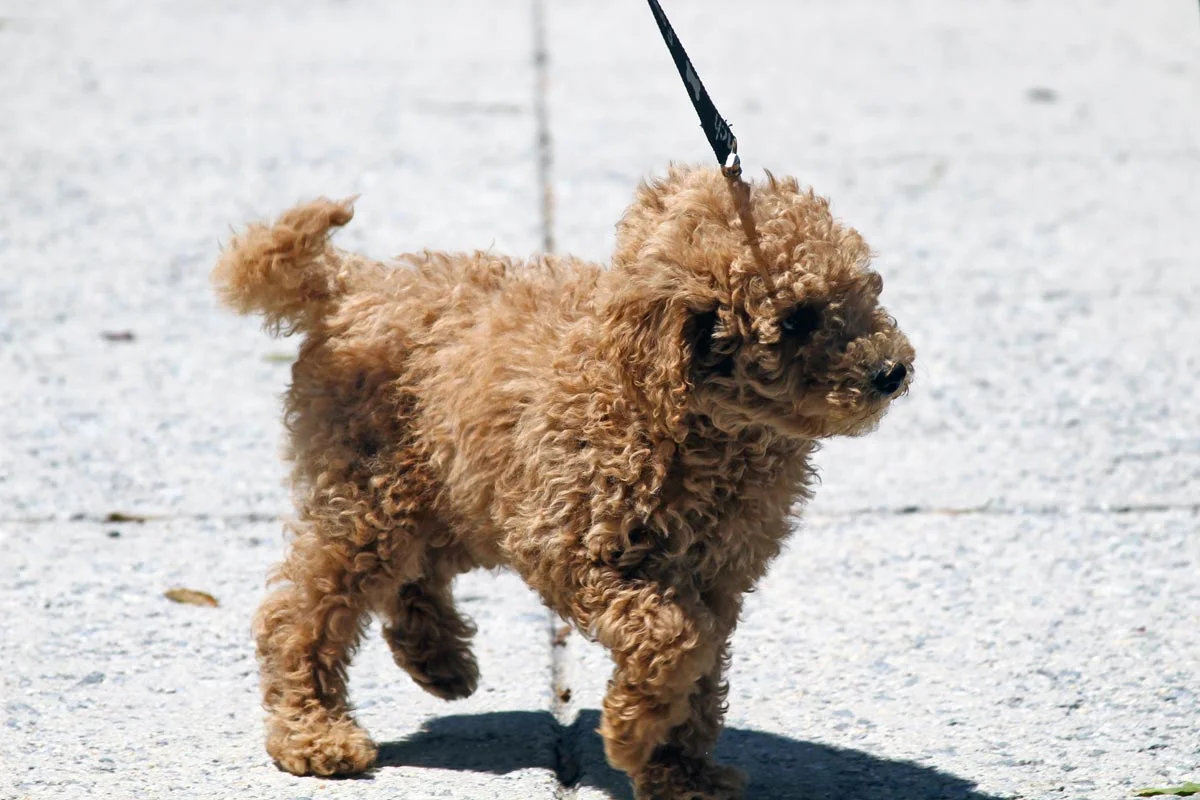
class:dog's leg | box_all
[632,642,746,800]
[576,574,739,798]
[379,575,479,701]
[253,529,377,777]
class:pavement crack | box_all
[532,1,575,792]
[4,501,1198,529]
[549,614,580,795]
[810,502,1200,519]
[1,511,283,526]
[4,502,1197,528]
[532,0,555,254]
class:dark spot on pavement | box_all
[1027,87,1058,104]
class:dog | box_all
[213,164,914,799]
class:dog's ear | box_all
[602,288,713,444]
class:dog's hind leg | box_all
[253,515,381,777]
[377,563,479,701]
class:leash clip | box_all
[721,150,742,180]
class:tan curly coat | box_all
[213,164,914,799]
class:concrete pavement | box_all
[2,0,1198,798]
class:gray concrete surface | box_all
[1,0,1197,798]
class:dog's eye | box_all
[779,304,822,342]
[691,309,719,361]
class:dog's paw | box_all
[410,647,480,701]
[266,714,378,777]
[633,757,746,800]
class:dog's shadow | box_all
[377,709,1003,800]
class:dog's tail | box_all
[212,197,358,335]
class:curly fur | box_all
[213,164,914,799]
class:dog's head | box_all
[601,165,914,442]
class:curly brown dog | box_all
[213,164,914,799]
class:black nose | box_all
[872,362,908,396]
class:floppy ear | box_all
[602,289,712,444]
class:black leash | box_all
[644,0,741,178]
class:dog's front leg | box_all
[578,571,740,798]
[631,640,746,800]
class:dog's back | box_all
[213,198,604,560]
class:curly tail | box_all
[212,197,357,335]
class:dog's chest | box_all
[652,434,812,583]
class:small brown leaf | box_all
[558,688,572,703]
[164,588,219,608]
[104,511,149,523]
